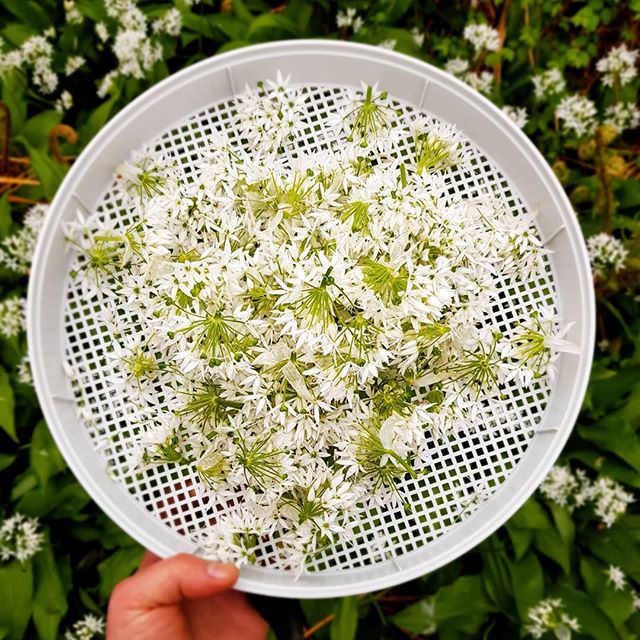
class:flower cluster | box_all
[555,95,598,138]
[586,232,628,278]
[0,203,49,275]
[336,8,363,34]
[532,68,566,101]
[66,76,577,570]
[463,23,501,54]
[596,43,638,88]
[0,297,27,338]
[0,512,44,562]
[64,614,105,640]
[525,598,580,639]
[540,464,634,527]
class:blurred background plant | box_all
[0,0,638,638]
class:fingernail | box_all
[207,562,237,581]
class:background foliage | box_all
[0,0,639,638]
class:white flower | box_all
[0,513,44,562]
[587,233,628,277]
[445,58,469,78]
[97,70,118,99]
[556,95,597,137]
[65,55,85,76]
[540,465,579,508]
[590,477,634,527]
[95,22,109,42]
[377,39,396,51]
[336,8,363,33]
[0,203,48,274]
[55,90,74,112]
[464,70,493,94]
[64,613,105,640]
[0,297,26,338]
[596,43,638,87]
[502,105,528,129]
[411,27,424,48]
[64,0,84,24]
[112,29,162,79]
[526,598,580,639]
[604,102,640,133]
[606,565,626,591]
[17,354,33,387]
[532,68,566,100]
[463,23,501,53]
[152,8,182,37]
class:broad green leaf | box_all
[330,596,358,640]
[391,596,436,636]
[247,14,300,40]
[555,585,620,640]
[29,420,66,486]
[301,597,335,639]
[0,452,16,471]
[0,194,11,240]
[582,519,640,583]
[20,111,62,151]
[0,561,33,640]
[534,526,571,574]
[509,497,551,530]
[434,575,495,636]
[1,70,27,136]
[0,366,16,442]
[16,476,90,519]
[505,524,534,560]
[548,502,575,546]
[510,553,544,621]
[480,538,514,616]
[78,92,120,145]
[24,144,67,201]
[32,539,68,640]
[1,0,51,30]
[97,546,144,601]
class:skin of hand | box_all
[106,552,269,640]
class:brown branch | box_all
[0,101,9,175]
[49,124,78,164]
[303,613,335,638]
[523,3,535,69]
[8,194,41,205]
[493,0,512,86]
[0,176,40,186]
[594,128,615,232]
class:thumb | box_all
[110,554,239,610]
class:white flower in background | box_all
[596,43,639,87]
[64,614,105,640]
[336,7,363,33]
[0,513,44,562]
[445,58,469,78]
[152,8,182,37]
[606,565,627,591]
[556,95,597,137]
[377,39,396,50]
[540,465,579,507]
[64,0,84,24]
[464,70,493,94]
[532,68,566,100]
[65,55,85,76]
[589,477,634,527]
[65,77,577,570]
[587,232,628,277]
[112,29,162,80]
[463,23,501,53]
[604,102,640,133]
[0,297,26,338]
[0,203,49,275]
[17,354,33,387]
[95,22,109,42]
[97,70,118,99]
[55,90,74,112]
[411,26,425,48]
[526,598,580,639]
[502,105,528,129]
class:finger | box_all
[112,554,239,610]
[138,550,160,571]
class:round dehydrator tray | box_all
[28,40,594,598]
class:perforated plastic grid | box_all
[63,84,557,573]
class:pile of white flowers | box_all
[67,77,577,569]
[0,512,44,562]
[64,614,105,640]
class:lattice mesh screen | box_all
[63,84,556,573]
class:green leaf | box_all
[1,70,27,135]
[0,561,33,640]
[0,452,16,471]
[505,524,534,560]
[0,366,16,442]
[97,546,144,601]
[582,518,640,582]
[24,143,67,201]
[21,111,62,151]
[330,596,358,640]
[434,575,495,636]
[0,194,11,240]
[548,502,575,546]
[391,596,436,636]
[508,497,551,530]
[247,14,300,40]
[510,553,544,621]
[534,525,571,574]
[1,0,51,30]
[17,476,90,519]
[30,420,66,486]
[555,585,620,640]
[32,539,68,640]
[78,92,120,145]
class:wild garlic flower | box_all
[464,71,493,94]
[0,203,48,275]
[0,513,44,562]
[502,105,528,129]
[336,8,363,33]
[444,58,469,78]
[556,95,597,137]
[95,22,109,42]
[64,614,105,640]
[67,78,575,570]
[540,465,580,507]
[606,565,627,591]
[587,232,628,277]
[0,297,26,338]
[532,68,566,100]
[590,477,634,527]
[463,23,501,53]
[526,598,580,639]
[596,43,639,88]
[64,0,83,24]
[152,8,182,37]
[411,27,425,48]
[377,39,397,51]
[604,102,640,133]
[17,354,33,387]
[55,90,74,112]
[65,55,85,76]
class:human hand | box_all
[106,552,269,640]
